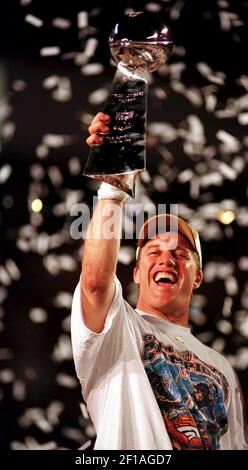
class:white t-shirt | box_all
[71,277,248,450]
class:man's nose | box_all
[157,251,176,267]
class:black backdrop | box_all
[0,0,248,450]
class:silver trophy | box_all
[83,11,174,196]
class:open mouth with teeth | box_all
[154,272,177,285]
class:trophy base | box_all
[85,170,142,198]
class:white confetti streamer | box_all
[53,292,73,309]
[0,369,15,383]
[0,163,12,184]
[52,18,71,30]
[52,335,73,362]
[12,380,26,401]
[25,14,43,28]
[77,11,88,29]
[56,373,78,389]
[40,47,61,57]
[42,75,59,89]
[81,63,104,76]
[29,308,48,323]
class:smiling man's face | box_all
[133,232,203,326]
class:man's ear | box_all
[193,269,203,290]
[133,265,140,285]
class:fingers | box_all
[86,134,104,147]
[91,112,110,125]
[88,121,110,135]
[87,113,110,147]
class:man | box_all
[71,112,248,450]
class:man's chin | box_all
[151,295,179,313]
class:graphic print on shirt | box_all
[141,334,229,450]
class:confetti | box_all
[84,424,96,438]
[219,11,240,32]
[238,257,248,271]
[170,0,185,20]
[53,292,73,309]
[62,427,85,443]
[51,77,72,102]
[0,266,12,286]
[46,401,65,425]
[29,308,48,323]
[12,380,26,401]
[0,369,15,383]
[40,47,61,57]
[61,315,71,332]
[118,246,135,265]
[0,102,12,120]
[42,133,75,148]
[52,335,73,362]
[190,307,207,326]
[1,122,16,140]
[178,169,194,184]
[235,311,248,338]
[236,75,248,91]
[79,403,90,420]
[145,3,162,13]
[241,285,248,309]
[216,130,241,153]
[77,12,88,29]
[225,275,239,296]
[81,63,104,76]
[88,87,108,105]
[5,259,21,281]
[68,157,81,175]
[84,38,98,58]
[238,113,248,125]
[211,338,226,352]
[42,75,60,89]
[79,440,92,450]
[56,373,78,389]
[235,348,248,370]
[25,14,43,28]
[217,319,233,335]
[222,297,233,317]
[35,144,49,159]
[47,166,63,187]
[148,122,177,143]
[52,18,71,30]
[20,0,32,5]
[0,163,12,184]
[10,437,58,450]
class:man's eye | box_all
[148,250,159,255]
[174,251,189,259]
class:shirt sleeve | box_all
[70,276,127,396]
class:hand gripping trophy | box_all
[83,11,174,196]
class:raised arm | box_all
[81,113,125,333]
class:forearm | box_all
[82,198,123,290]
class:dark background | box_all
[0,0,247,450]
